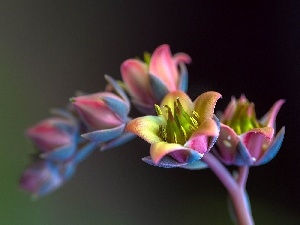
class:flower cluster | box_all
[20,44,285,200]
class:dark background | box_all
[1,1,299,224]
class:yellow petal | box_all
[194,91,222,123]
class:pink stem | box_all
[202,153,254,225]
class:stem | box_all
[202,153,254,225]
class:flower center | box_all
[224,101,261,135]
[155,98,200,145]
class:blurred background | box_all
[1,1,299,224]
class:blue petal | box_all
[234,141,253,166]
[100,132,136,151]
[101,95,129,121]
[256,127,285,165]
[75,142,99,164]
[208,115,221,150]
[104,75,130,104]
[41,144,77,161]
[142,156,187,168]
[178,63,188,92]
[149,73,169,103]
[181,159,208,170]
[82,124,125,143]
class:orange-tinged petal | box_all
[160,90,193,119]
[194,91,222,123]
[125,116,164,144]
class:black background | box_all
[1,1,299,224]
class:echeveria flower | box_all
[19,159,76,197]
[121,44,191,114]
[71,75,135,150]
[126,90,221,168]
[214,95,285,166]
[26,112,79,161]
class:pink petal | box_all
[239,127,274,161]
[121,59,155,104]
[216,124,240,164]
[221,97,237,122]
[149,44,178,91]
[194,91,222,123]
[184,118,220,154]
[260,99,285,128]
[125,116,164,144]
[173,52,192,65]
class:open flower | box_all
[214,95,285,166]
[26,111,79,161]
[121,44,191,114]
[126,90,221,168]
[71,75,135,150]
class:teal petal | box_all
[181,160,208,170]
[178,62,188,92]
[41,144,77,161]
[149,73,169,103]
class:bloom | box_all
[126,90,221,168]
[214,95,285,166]
[71,75,135,150]
[26,111,79,161]
[19,159,76,197]
[121,44,191,114]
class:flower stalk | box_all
[202,153,254,225]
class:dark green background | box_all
[1,1,299,224]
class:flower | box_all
[26,110,79,161]
[19,159,76,197]
[214,95,285,166]
[121,44,191,114]
[71,75,135,150]
[126,90,221,168]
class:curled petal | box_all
[126,116,164,144]
[239,127,274,161]
[177,63,189,92]
[173,52,192,65]
[142,156,187,168]
[121,59,154,104]
[82,124,125,143]
[256,127,285,165]
[185,117,220,154]
[149,44,178,91]
[194,91,222,123]
[150,142,202,165]
[260,99,285,128]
